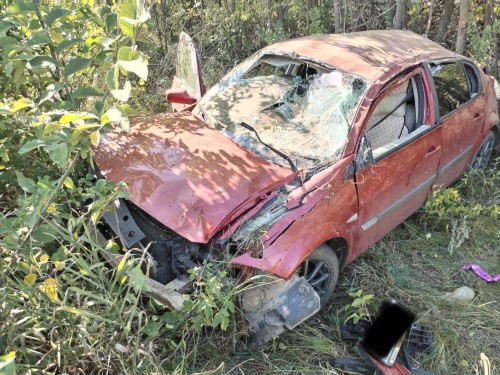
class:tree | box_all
[456,0,468,54]
[393,0,406,29]
[334,0,341,33]
[436,0,454,43]
[426,0,436,36]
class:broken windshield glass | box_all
[194,53,369,170]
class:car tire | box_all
[298,244,339,309]
[469,131,494,170]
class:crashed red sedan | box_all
[94,30,499,348]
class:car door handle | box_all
[425,145,441,158]
[473,113,484,121]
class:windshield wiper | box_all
[240,122,297,172]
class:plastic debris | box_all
[463,264,500,283]
[444,286,475,302]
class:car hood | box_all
[93,112,298,243]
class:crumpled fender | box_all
[231,156,358,279]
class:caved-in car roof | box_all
[266,30,460,81]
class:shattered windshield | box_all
[194,52,369,170]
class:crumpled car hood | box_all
[93,112,298,243]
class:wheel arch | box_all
[324,237,348,270]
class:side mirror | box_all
[165,88,196,104]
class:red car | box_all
[94,30,499,347]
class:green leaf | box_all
[46,143,68,166]
[105,13,117,32]
[90,130,100,147]
[29,56,58,69]
[110,81,131,102]
[117,46,132,61]
[57,306,114,324]
[128,266,146,294]
[4,61,13,77]
[19,139,44,154]
[99,37,115,48]
[351,298,363,307]
[63,177,74,190]
[64,58,92,77]
[143,321,161,337]
[59,113,97,124]
[0,351,16,375]
[0,36,18,47]
[8,0,36,13]
[118,103,139,114]
[95,100,104,113]
[106,65,119,91]
[26,31,52,47]
[10,98,32,112]
[56,38,83,53]
[45,8,70,27]
[72,87,104,98]
[15,171,36,192]
[117,0,136,37]
[118,51,148,80]
[161,312,180,325]
[0,20,14,35]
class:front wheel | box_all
[297,244,339,309]
[469,131,494,170]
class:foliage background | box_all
[0,0,499,374]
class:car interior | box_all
[364,75,425,159]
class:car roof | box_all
[266,30,461,81]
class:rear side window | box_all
[429,61,470,118]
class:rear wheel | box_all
[298,244,339,309]
[469,131,494,170]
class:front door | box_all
[354,72,442,254]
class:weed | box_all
[340,289,374,324]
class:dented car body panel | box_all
[93,112,298,243]
[96,30,499,345]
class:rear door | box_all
[428,60,486,188]
[170,32,205,112]
[353,69,442,254]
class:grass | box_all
[1,157,498,374]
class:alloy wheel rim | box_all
[300,259,332,298]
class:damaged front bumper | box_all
[96,198,320,349]
[241,274,321,350]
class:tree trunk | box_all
[306,0,311,33]
[385,0,395,29]
[393,0,406,30]
[455,0,467,54]
[333,0,341,33]
[484,0,494,27]
[436,0,454,43]
[277,0,285,27]
[425,0,435,36]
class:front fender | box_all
[231,157,358,279]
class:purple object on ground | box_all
[463,264,500,283]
